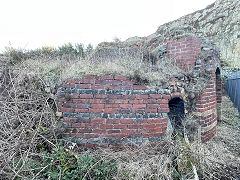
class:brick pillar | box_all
[194,73,217,142]
[167,36,201,71]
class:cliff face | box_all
[153,0,240,67]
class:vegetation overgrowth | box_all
[0,46,239,179]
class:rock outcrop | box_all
[149,0,240,66]
[92,0,240,67]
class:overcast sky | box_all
[0,0,216,52]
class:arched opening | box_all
[168,97,184,129]
[216,67,222,121]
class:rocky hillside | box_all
[93,0,240,68]
[152,0,240,67]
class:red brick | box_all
[161,118,168,123]
[127,124,142,129]
[145,108,158,113]
[78,128,92,133]
[143,124,156,128]
[109,80,122,85]
[105,104,119,108]
[121,85,133,90]
[63,83,75,88]
[133,85,147,90]
[105,85,119,90]
[99,75,114,80]
[122,95,135,100]
[120,119,133,124]
[114,75,127,80]
[95,94,107,99]
[133,104,146,109]
[115,99,129,104]
[64,117,77,122]
[108,94,122,99]
[106,119,120,124]
[120,104,132,109]
[129,100,143,104]
[149,94,161,99]
[144,99,157,104]
[76,84,91,89]
[136,95,148,99]
[85,123,99,128]
[157,99,168,104]
[92,129,106,134]
[58,98,66,102]
[104,108,118,113]
[162,95,171,99]
[91,104,104,109]
[92,85,105,89]
[90,108,103,113]
[147,119,162,123]
[121,129,135,134]
[113,124,127,129]
[148,128,163,133]
[91,118,105,124]
[79,79,94,84]
[75,108,89,113]
[85,134,99,139]
[79,94,93,99]
[158,108,170,113]
[100,124,113,129]
[160,104,169,108]
[72,99,89,103]
[155,123,166,128]
[123,80,134,85]
[147,104,159,109]
[61,108,73,113]
[107,129,121,134]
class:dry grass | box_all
[0,67,62,179]
[0,53,240,179]
[190,95,240,179]
[18,56,183,89]
[90,144,174,180]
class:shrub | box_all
[58,43,77,56]
[4,47,26,65]
[14,143,117,179]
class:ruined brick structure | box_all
[57,36,222,147]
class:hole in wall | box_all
[215,67,221,121]
[168,97,184,130]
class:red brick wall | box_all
[57,75,170,147]
[167,36,201,71]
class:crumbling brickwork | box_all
[57,36,221,147]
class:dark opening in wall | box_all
[216,67,222,121]
[168,98,184,129]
